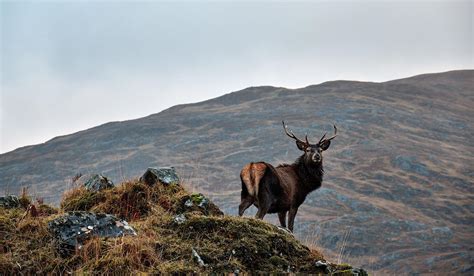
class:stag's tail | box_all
[240,162,268,198]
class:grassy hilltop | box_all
[0,179,363,274]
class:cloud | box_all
[1,1,472,153]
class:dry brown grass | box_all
[91,180,151,220]
[60,178,221,221]
[60,185,106,212]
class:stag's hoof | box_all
[277,226,293,234]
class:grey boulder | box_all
[76,174,114,192]
[0,195,20,209]
[48,211,136,255]
[139,167,180,186]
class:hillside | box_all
[1,70,473,274]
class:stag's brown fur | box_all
[238,121,336,232]
[240,162,267,197]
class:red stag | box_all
[239,121,337,231]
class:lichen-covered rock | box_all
[48,211,136,255]
[186,193,209,209]
[179,193,223,216]
[0,195,20,209]
[139,167,180,186]
[76,174,114,192]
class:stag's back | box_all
[240,162,300,203]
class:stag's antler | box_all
[282,121,309,147]
[318,125,337,146]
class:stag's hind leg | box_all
[239,177,255,216]
[255,189,271,220]
[238,196,254,216]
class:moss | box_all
[334,269,356,275]
[269,255,289,268]
[190,193,205,204]
[336,263,353,270]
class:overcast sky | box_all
[1,1,472,153]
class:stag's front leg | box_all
[255,205,269,220]
[287,207,299,232]
[278,211,287,228]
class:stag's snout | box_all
[312,152,322,163]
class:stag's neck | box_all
[293,156,324,192]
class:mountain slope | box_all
[1,70,473,274]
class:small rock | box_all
[0,195,20,209]
[77,174,114,192]
[139,167,180,186]
[350,267,369,276]
[192,247,207,267]
[173,214,187,225]
[315,260,328,268]
[315,260,331,274]
[185,199,194,208]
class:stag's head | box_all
[282,121,337,165]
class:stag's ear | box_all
[320,140,331,151]
[296,141,307,151]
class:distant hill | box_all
[1,70,473,274]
